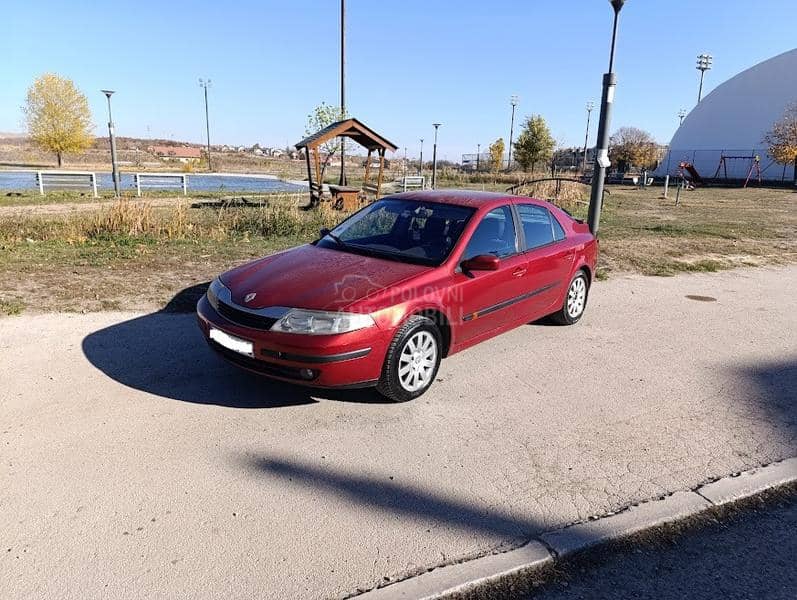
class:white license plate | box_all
[209,328,254,357]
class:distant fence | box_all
[36,171,97,197]
[133,173,188,196]
[657,148,790,181]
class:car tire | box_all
[551,269,590,325]
[377,315,442,402]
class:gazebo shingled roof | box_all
[295,118,398,153]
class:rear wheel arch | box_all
[577,264,592,284]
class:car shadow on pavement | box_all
[81,283,389,408]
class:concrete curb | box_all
[354,457,797,599]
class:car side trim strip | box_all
[260,347,372,364]
[462,282,560,322]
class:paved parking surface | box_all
[1,266,795,599]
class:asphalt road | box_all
[521,486,797,600]
[1,266,795,599]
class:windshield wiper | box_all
[320,228,349,249]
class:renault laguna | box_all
[197,190,597,401]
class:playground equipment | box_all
[712,154,762,187]
[678,161,703,187]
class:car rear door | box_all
[514,202,575,319]
[452,205,531,343]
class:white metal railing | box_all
[401,176,425,191]
[36,171,98,197]
[133,173,188,196]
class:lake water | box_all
[0,171,307,194]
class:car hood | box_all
[219,244,427,311]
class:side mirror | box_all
[319,227,331,238]
[461,254,500,272]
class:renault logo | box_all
[244,292,257,303]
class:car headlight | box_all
[207,277,227,310]
[270,309,375,335]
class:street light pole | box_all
[507,94,518,170]
[581,101,594,174]
[431,124,441,189]
[678,108,687,126]
[696,53,713,103]
[419,138,424,177]
[198,79,213,172]
[338,0,347,185]
[588,0,625,236]
[476,143,481,172]
[101,90,120,197]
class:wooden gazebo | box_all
[295,118,398,209]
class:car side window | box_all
[552,214,566,241]
[462,206,517,261]
[517,204,559,250]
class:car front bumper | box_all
[196,295,390,388]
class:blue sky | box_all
[1,1,794,161]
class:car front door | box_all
[515,203,575,319]
[453,205,530,343]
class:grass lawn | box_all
[0,184,794,316]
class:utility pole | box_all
[338,0,348,185]
[696,53,713,103]
[431,124,441,189]
[198,79,213,172]
[419,138,424,177]
[476,143,481,172]
[582,101,594,174]
[507,94,518,169]
[101,90,120,197]
[588,0,626,236]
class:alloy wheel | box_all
[398,330,437,392]
[566,276,587,318]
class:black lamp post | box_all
[198,78,213,172]
[581,101,594,174]
[507,95,518,170]
[587,0,625,236]
[101,90,120,197]
[476,143,481,172]
[338,0,348,185]
[419,138,424,177]
[431,124,441,189]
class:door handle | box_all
[512,267,527,277]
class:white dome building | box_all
[657,48,797,181]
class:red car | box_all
[196,190,597,401]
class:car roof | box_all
[388,189,535,209]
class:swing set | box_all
[712,154,763,187]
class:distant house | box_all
[148,145,202,163]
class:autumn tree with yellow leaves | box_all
[23,73,93,167]
[763,102,797,184]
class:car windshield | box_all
[317,198,475,266]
